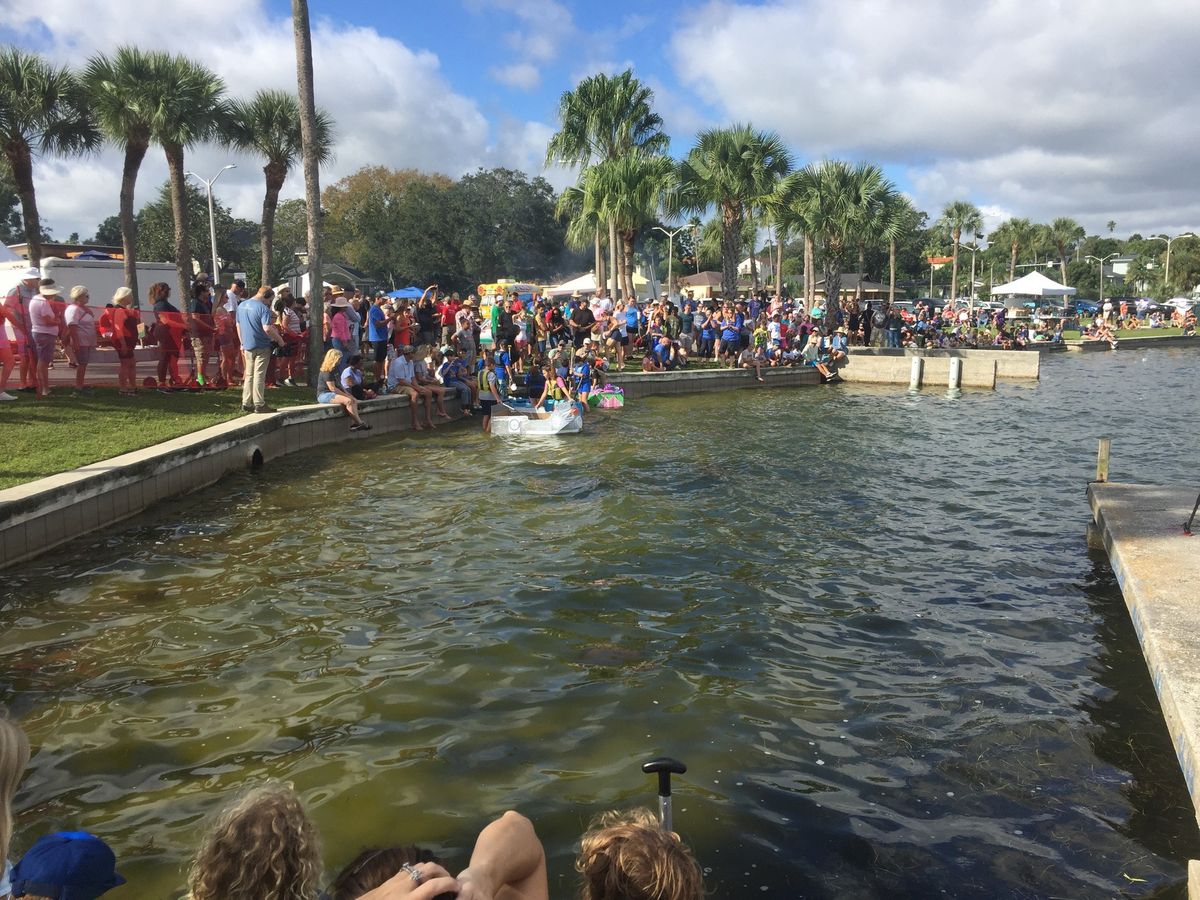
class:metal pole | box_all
[667,232,673,302]
[206,184,219,286]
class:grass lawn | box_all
[0,386,315,491]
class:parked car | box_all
[1069,298,1100,315]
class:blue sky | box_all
[3,0,1200,240]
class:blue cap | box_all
[12,831,126,900]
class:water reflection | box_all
[1,350,1198,898]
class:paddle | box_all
[642,756,687,832]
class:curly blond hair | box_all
[187,783,322,900]
[576,808,704,900]
[0,716,30,869]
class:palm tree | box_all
[936,200,983,302]
[546,69,667,298]
[555,182,605,287]
[147,55,226,304]
[85,46,176,299]
[227,89,332,285]
[782,160,894,328]
[1107,220,1116,235]
[990,216,1035,283]
[0,47,100,265]
[1049,216,1085,285]
[673,124,792,299]
[292,0,325,384]
[882,194,920,305]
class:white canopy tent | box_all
[546,272,596,297]
[991,270,1077,297]
[0,244,21,263]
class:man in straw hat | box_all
[28,277,63,399]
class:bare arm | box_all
[456,811,548,900]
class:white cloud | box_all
[1,0,558,239]
[490,62,542,91]
[670,0,1200,234]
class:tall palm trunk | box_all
[822,241,843,331]
[6,142,43,266]
[293,0,324,385]
[119,138,148,300]
[1057,248,1068,286]
[748,220,758,290]
[1008,243,1017,283]
[774,226,785,300]
[949,228,961,301]
[720,202,741,300]
[803,233,814,307]
[608,217,618,298]
[622,230,636,302]
[164,143,192,306]
[856,239,866,302]
[260,161,286,285]
[593,227,602,288]
[888,238,896,305]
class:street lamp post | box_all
[1085,253,1119,307]
[185,164,237,288]
[654,223,697,302]
[958,238,984,314]
[1148,232,1195,289]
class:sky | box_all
[2,0,1199,244]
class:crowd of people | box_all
[6,263,1193,411]
[0,717,704,900]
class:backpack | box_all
[872,311,885,327]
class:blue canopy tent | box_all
[387,286,424,299]
[73,249,113,260]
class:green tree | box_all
[1048,216,1085,285]
[577,153,675,300]
[936,200,983,301]
[226,88,333,285]
[267,198,310,283]
[546,69,667,297]
[85,46,177,299]
[89,214,122,245]
[781,160,895,326]
[673,124,792,299]
[451,167,565,287]
[0,47,100,264]
[147,55,227,305]
[990,216,1035,283]
[136,180,256,283]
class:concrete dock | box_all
[1087,481,1200,896]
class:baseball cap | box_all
[11,832,126,900]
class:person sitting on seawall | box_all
[187,784,321,900]
[737,344,765,382]
[386,344,434,432]
[1,717,31,899]
[801,334,835,379]
[317,349,371,432]
[413,344,452,421]
[340,354,380,404]
[9,832,125,900]
[576,808,704,900]
[333,810,548,900]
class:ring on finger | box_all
[400,862,423,884]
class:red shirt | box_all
[438,300,460,326]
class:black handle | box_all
[642,756,687,796]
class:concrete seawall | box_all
[606,364,820,398]
[848,347,1041,379]
[0,391,462,570]
[1087,481,1200,896]
[839,352,997,389]
[1066,335,1199,352]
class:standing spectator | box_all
[329,294,353,366]
[110,287,141,396]
[276,295,303,387]
[343,289,363,355]
[570,295,597,348]
[225,278,246,309]
[366,293,391,382]
[4,266,39,393]
[236,286,285,414]
[0,290,18,401]
[438,291,461,345]
[149,281,185,388]
[64,286,97,394]
[416,289,438,347]
[189,282,216,385]
[28,278,62,400]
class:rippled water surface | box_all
[3,349,1199,898]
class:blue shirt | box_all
[235,298,273,350]
[625,307,639,329]
[367,304,388,342]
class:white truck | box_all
[0,256,179,308]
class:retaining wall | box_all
[605,364,821,398]
[848,346,1040,379]
[838,353,997,389]
[1065,335,1199,352]
[0,391,462,570]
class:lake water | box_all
[2,349,1198,898]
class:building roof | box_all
[679,270,724,287]
[813,273,888,292]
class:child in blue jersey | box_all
[572,347,593,404]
